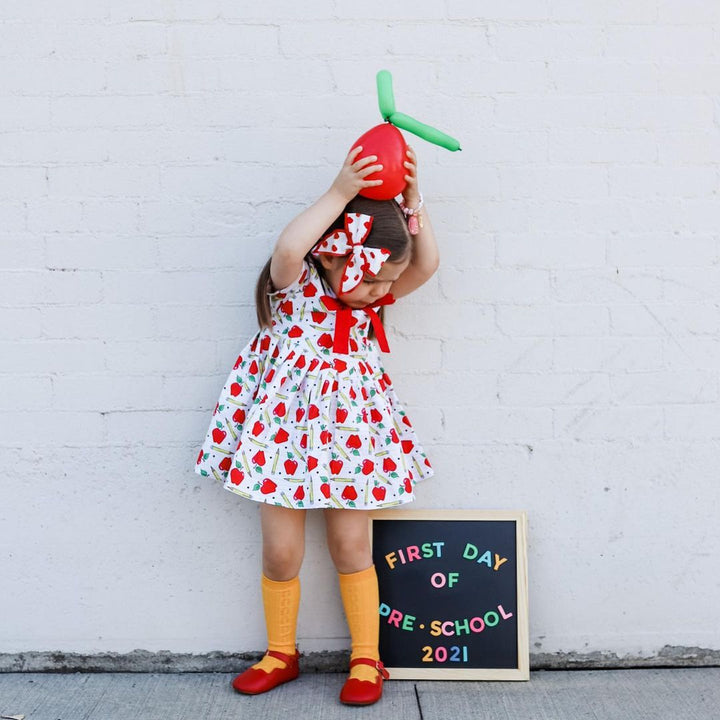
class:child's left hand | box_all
[402,146,421,207]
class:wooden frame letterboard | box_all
[368,509,529,680]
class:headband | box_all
[311,213,391,295]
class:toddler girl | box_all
[194,144,438,705]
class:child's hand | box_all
[330,146,383,202]
[402,146,421,207]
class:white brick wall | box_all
[2,0,719,662]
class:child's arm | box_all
[391,147,440,299]
[270,147,383,291]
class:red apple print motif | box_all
[336,408,348,423]
[308,404,320,420]
[274,402,286,417]
[321,380,329,395]
[383,373,392,386]
[404,477,413,494]
[370,409,382,423]
[303,283,317,297]
[280,300,293,315]
[331,379,338,392]
[233,409,246,425]
[372,486,387,502]
[349,339,358,352]
[296,407,305,422]
[265,369,275,383]
[382,458,397,472]
[285,458,298,475]
[320,483,331,498]
[196,449,204,464]
[425,457,431,467]
[219,457,231,472]
[252,450,266,466]
[333,359,347,372]
[317,333,333,349]
[308,456,318,470]
[293,486,305,501]
[347,434,362,450]
[361,459,374,475]
[260,478,277,495]
[402,440,414,454]
[403,416,413,428]
[349,387,356,400]
[361,387,369,401]
[212,427,226,444]
[230,468,244,485]
[288,325,303,338]
[320,429,332,445]
[261,336,271,352]
[312,311,327,323]
[342,486,358,501]
[252,421,265,436]
[308,358,320,372]
[274,428,290,444]
[330,459,343,474]
[233,355,243,369]
[294,355,306,369]
[249,360,259,375]
[300,433,308,449]
[230,382,242,396]
[390,428,399,443]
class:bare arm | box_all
[269,147,383,291]
[391,147,440,299]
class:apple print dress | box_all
[194,258,434,510]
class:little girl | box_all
[194,144,438,706]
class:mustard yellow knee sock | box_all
[251,573,300,674]
[338,565,382,683]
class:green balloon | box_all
[388,111,462,152]
[376,70,396,119]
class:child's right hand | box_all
[330,146,383,202]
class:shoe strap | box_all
[349,657,390,680]
[266,649,299,664]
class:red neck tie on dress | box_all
[320,294,396,354]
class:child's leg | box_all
[252,504,306,673]
[324,508,381,684]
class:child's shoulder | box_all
[267,258,323,301]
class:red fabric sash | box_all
[320,293,396,354]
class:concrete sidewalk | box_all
[1,667,718,719]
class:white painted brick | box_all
[221,0,334,20]
[336,0,446,19]
[51,96,164,129]
[0,308,42,339]
[658,62,720,94]
[549,0,657,23]
[42,304,156,340]
[664,337,720,369]
[548,60,658,94]
[553,337,664,372]
[0,97,50,131]
[658,131,720,164]
[447,0,549,21]
[0,202,26,232]
[665,405,720,440]
[610,303,720,337]
[0,167,47,199]
[608,166,717,199]
[105,58,179,95]
[110,0,221,22]
[429,231,494,269]
[553,269,664,304]
[445,406,554,442]
[399,404,444,443]
[0,131,110,165]
[497,304,610,337]
[0,59,105,95]
[605,26,716,62]
[603,95,713,130]
[0,340,105,373]
[106,409,199,444]
[48,166,160,198]
[4,1,110,21]
[138,201,199,235]
[658,0,720,23]
[0,411,104,446]
[388,370,497,408]
[497,233,605,269]
[499,165,607,200]
[0,234,45,269]
[499,372,611,406]
[388,303,495,339]
[495,95,607,130]
[52,374,164,411]
[168,23,278,57]
[492,24,605,61]
[549,129,657,163]
[153,304,255,342]
[662,268,720,302]
[608,234,717,267]
[154,234,270,271]
[104,341,213,375]
[440,267,551,303]
[44,270,104,305]
[612,371,717,405]
[438,60,548,94]
[378,337,442,372]
[45,235,158,271]
[388,23,492,58]
[0,375,52,410]
[555,406,663,440]
[81,201,139,234]
[443,337,553,372]
[0,271,45,306]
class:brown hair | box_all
[255,197,412,330]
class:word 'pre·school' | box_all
[384,542,509,572]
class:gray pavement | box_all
[1,667,719,719]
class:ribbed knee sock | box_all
[338,565,381,683]
[252,573,300,674]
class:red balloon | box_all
[350,123,408,200]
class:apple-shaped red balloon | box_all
[350,122,408,200]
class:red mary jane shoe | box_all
[231,649,301,695]
[339,658,391,706]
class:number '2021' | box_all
[422,645,469,663]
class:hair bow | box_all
[311,213,391,295]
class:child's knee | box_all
[263,542,303,580]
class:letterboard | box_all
[369,509,529,680]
